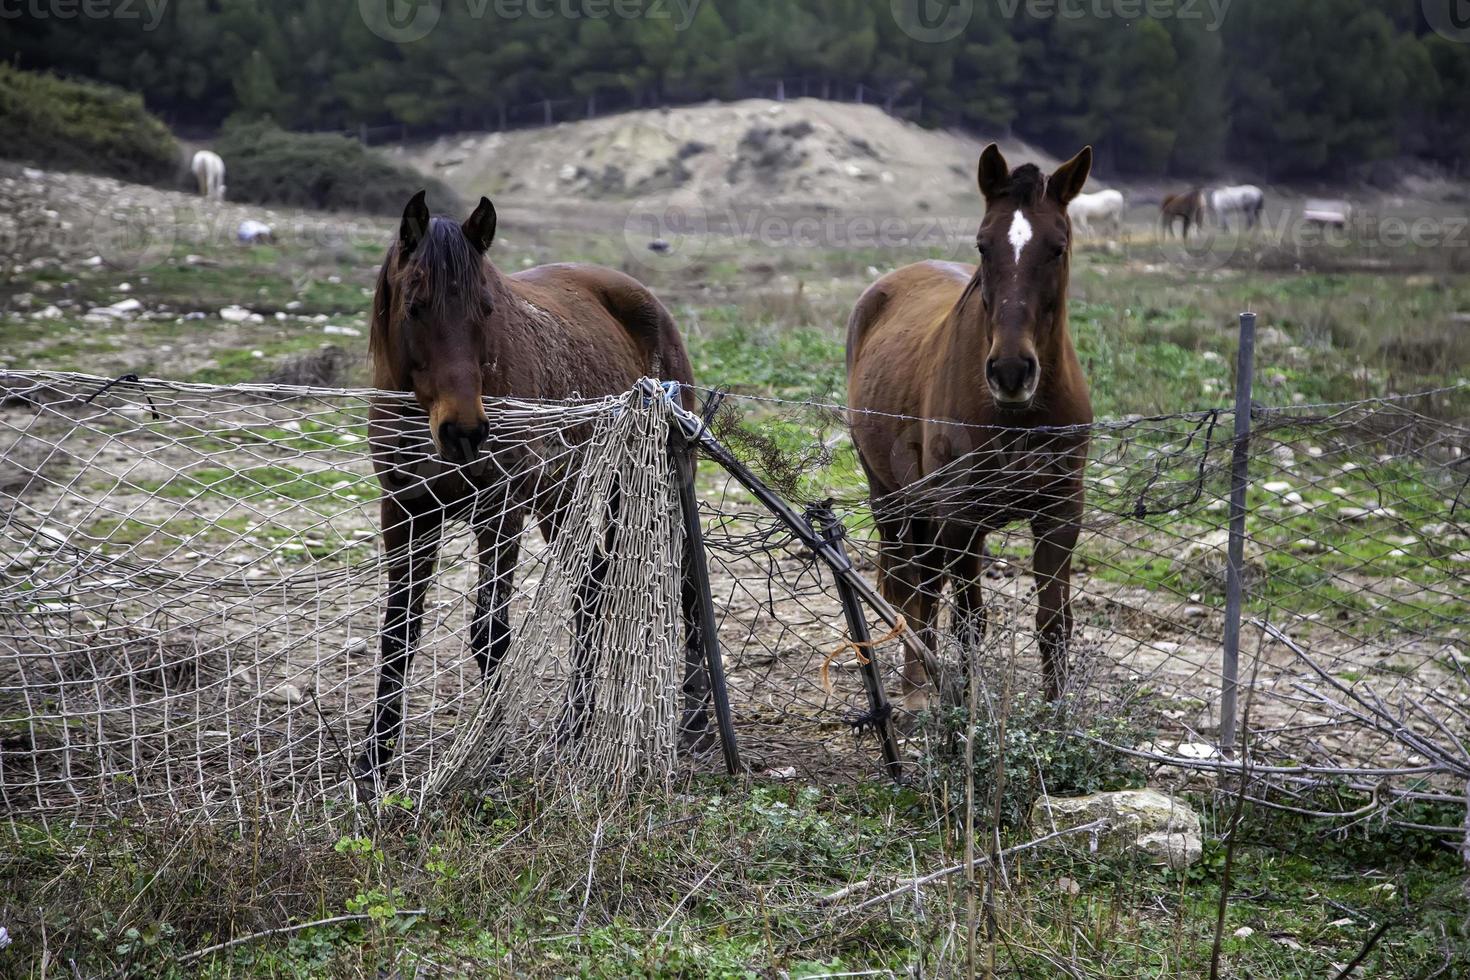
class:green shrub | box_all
[0,65,179,184]
[213,121,458,215]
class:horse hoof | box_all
[901,688,934,715]
[678,710,716,756]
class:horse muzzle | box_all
[986,355,1039,410]
[435,418,489,464]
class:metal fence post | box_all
[1220,311,1257,758]
[808,504,903,781]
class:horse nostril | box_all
[985,358,999,382]
[1025,357,1039,384]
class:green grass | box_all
[3,781,1464,978]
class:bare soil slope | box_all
[388,98,1058,212]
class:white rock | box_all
[323,324,361,337]
[220,305,251,322]
[1262,481,1292,494]
[1030,789,1204,869]
[268,682,304,705]
[1234,926,1255,939]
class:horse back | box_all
[508,263,696,408]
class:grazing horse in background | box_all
[1068,188,1124,237]
[190,150,226,201]
[846,144,1094,706]
[357,191,704,780]
[1160,189,1205,239]
[1209,184,1265,230]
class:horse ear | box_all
[462,196,497,253]
[1047,146,1093,207]
[977,143,1010,201]
[399,190,429,256]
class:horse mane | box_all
[370,216,495,383]
[1003,164,1046,207]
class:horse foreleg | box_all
[356,501,442,782]
[471,505,524,682]
[558,483,619,744]
[950,531,987,650]
[677,548,715,752]
[673,449,715,751]
[1031,517,1079,701]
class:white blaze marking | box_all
[1008,210,1033,265]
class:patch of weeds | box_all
[918,692,1151,829]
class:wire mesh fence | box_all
[2,369,1467,836]
[0,372,687,832]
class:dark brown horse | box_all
[846,145,1094,706]
[357,191,703,780]
[1161,189,1205,238]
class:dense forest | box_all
[3,0,1467,179]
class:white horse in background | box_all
[1209,184,1264,230]
[1068,189,1125,237]
[190,150,226,201]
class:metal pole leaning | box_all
[680,417,934,679]
[671,431,741,776]
[808,504,903,780]
[1220,311,1257,759]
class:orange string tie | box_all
[820,616,909,695]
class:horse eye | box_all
[976,242,989,258]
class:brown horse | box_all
[357,191,703,780]
[1160,189,1205,238]
[846,144,1094,706]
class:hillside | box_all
[388,99,1063,213]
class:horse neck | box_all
[478,266,537,398]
